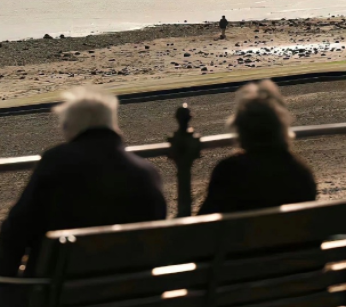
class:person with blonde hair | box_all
[199,80,316,215]
[0,87,166,281]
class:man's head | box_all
[53,86,119,141]
[222,15,226,19]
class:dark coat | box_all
[219,18,229,29]
[0,128,166,277]
[199,149,317,215]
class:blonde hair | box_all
[53,86,119,141]
[228,80,294,151]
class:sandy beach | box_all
[1,17,346,102]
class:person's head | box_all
[53,86,119,141]
[222,15,226,19]
[228,80,294,152]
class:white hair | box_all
[53,86,119,141]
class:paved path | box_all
[1,80,346,218]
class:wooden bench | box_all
[2,200,346,307]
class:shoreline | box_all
[1,16,346,102]
[3,16,342,43]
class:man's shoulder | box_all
[42,143,73,160]
[125,151,158,174]
[39,143,85,170]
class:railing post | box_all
[168,104,201,217]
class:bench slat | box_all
[221,201,346,253]
[217,269,345,306]
[79,290,205,307]
[220,245,346,283]
[231,291,345,307]
[57,221,220,277]
[60,264,208,306]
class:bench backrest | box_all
[31,200,346,307]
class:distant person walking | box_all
[219,15,228,38]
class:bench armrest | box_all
[0,276,50,285]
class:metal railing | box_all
[1,105,346,216]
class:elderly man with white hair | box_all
[0,87,167,281]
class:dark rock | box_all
[43,34,53,39]
[88,50,95,54]
[184,52,191,57]
[145,45,150,49]
[75,52,80,56]
[109,59,115,61]
[201,67,208,71]
[60,34,65,39]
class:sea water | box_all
[1,0,346,41]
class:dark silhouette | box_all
[219,15,229,38]
[0,87,167,279]
[199,80,317,215]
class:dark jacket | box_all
[199,149,316,215]
[0,128,166,277]
[219,18,228,29]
